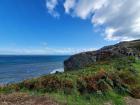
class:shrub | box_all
[8,84,20,91]
[36,76,62,92]
[62,80,74,94]
[85,77,98,92]
[77,78,87,94]
[97,79,109,92]
[77,70,110,94]
[131,87,140,98]
[22,80,36,90]
[118,71,137,85]
[62,80,73,89]
[95,69,107,80]
[108,72,130,94]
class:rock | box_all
[64,39,140,71]
[64,51,96,71]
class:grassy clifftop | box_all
[0,56,140,105]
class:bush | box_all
[77,78,87,94]
[62,80,74,94]
[23,80,36,90]
[97,79,109,92]
[85,77,98,92]
[118,71,137,85]
[108,72,130,94]
[8,84,20,91]
[36,76,62,92]
[20,76,74,93]
[131,87,140,98]
[77,70,110,94]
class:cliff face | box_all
[64,39,140,71]
[64,51,97,71]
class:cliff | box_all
[64,39,140,71]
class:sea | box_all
[0,55,69,84]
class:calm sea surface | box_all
[0,55,69,84]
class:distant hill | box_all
[64,39,140,71]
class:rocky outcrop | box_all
[64,50,114,71]
[64,39,140,71]
[64,51,96,71]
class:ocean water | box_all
[0,55,69,84]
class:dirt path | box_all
[1,93,140,105]
[125,97,140,105]
[0,92,60,105]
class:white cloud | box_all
[73,0,108,19]
[105,27,117,41]
[46,0,59,17]
[46,0,140,41]
[64,0,76,14]
[0,47,96,55]
[91,0,140,41]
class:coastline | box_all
[50,68,64,74]
[0,55,68,85]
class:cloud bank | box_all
[0,47,96,55]
[46,0,140,41]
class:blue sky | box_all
[0,0,140,55]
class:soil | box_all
[1,93,140,105]
[125,97,140,105]
[0,92,60,105]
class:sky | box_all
[0,0,140,55]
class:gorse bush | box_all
[37,76,61,92]
[76,69,133,95]
[77,70,111,94]
[9,75,75,93]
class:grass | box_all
[0,56,140,105]
[49,91,126,105]
[133,59,140,75]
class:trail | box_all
[0,92,60,105]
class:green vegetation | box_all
[0,56,140,105]
[49,91,125,105]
